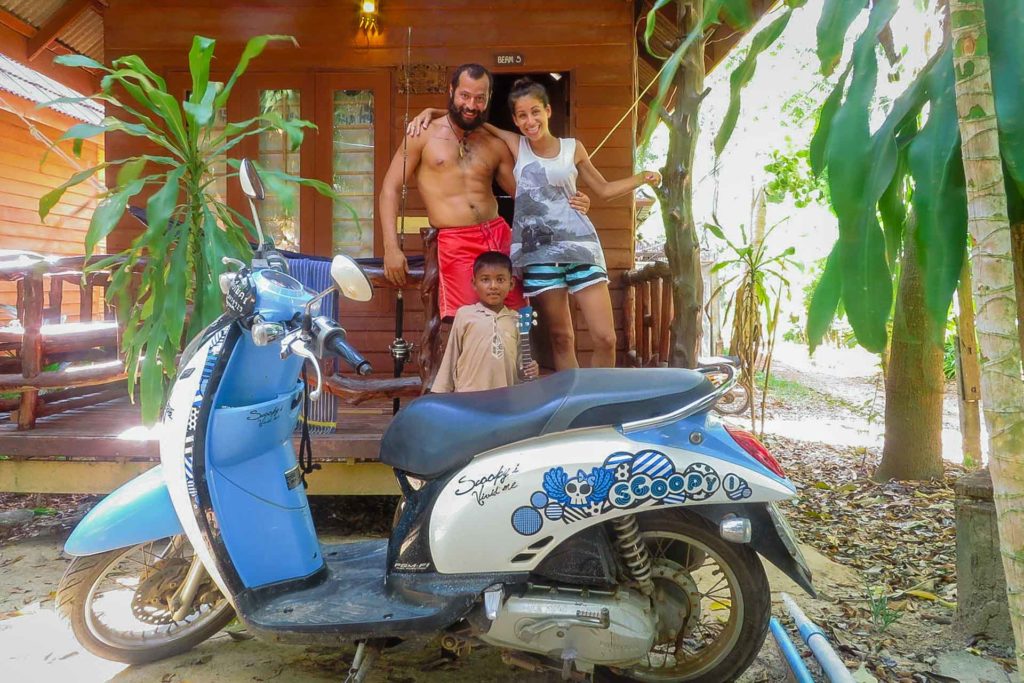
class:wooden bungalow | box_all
[0,1,103,323]
[0,0,769,494]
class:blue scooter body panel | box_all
[64,466,182,556]
[628,412,794,491]
[203,332,324,588]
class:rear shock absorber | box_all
[610,514,654,595]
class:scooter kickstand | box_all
[344,640,381,683]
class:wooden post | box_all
[633,280,644,366]
[419,228,442,392]
[81,281,94,322]
[660,275,673,366]
[623,282,637,367]
[650,278,663,365]
[957,258,983,468]
[18,272,44,429]
[640,280,652,366]
[47,275,63,323]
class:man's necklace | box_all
[447,116,472,159]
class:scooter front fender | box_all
[65,465,183,556]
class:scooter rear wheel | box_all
[596,512,770,682]
[57,535,235,664]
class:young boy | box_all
[432,251,540,393]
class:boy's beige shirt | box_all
[432,303,521,393]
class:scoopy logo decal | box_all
[510,449,753,536]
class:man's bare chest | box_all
[421,135,498,177]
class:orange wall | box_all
[0,109,102,323]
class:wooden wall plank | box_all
[0,110,102,323]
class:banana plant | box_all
[803,0,1023,352]
[39,35,343,424]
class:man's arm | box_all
[494,137,517,197]
[379,132,425,286]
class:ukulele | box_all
[517,305,538,381]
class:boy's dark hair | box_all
[508,77,549,112]
[473,250,512,275]
[451,63,493,95]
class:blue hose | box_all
[782,593,855,683]
[770,616,815,683]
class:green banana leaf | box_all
[908,51,967,333]
[823,0,898,353]
[985,0,1024,200]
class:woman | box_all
[409,78,661,369]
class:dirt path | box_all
[759,341,977,465]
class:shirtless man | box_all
[379,63,587,319]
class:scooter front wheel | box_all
[57,535,235,664]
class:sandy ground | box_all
[0,526,828,682]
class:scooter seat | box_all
[379,368,713,478]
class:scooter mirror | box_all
[239,158,265,201]
[330,255,373,302]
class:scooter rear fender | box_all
[688,501,816,597]
[64,465,183,556]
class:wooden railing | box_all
[623,260,673,368]
[1,229,450,427]
[0,253,127,429]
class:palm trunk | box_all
[875,217,945,481]
[661,0,705,369]
[950,0,1024,673]
[956,256,983,469]
[1013,222,1024,354]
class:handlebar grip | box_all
[326,334,372,376]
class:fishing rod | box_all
[388,26,414,416]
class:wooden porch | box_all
[0,396,399,495]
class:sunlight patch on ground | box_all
[750,416,979,467]
[117,423,163,441]
[773,341,881,379]
[0,603,127,682]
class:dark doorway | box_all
[489,71,570,226]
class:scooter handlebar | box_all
[326,333,372,376]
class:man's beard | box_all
[448,101,487,131]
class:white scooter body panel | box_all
[160,325,233,599]
[428,425,792,574]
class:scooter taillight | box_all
[724,426,786,478]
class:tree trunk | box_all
[1013,222,1024,355]
[875,218,946,481]
[950,0,1024,673]
[956,256,983,469]
[660,0,705,369]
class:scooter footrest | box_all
[240,539,516,644]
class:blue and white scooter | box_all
[58,159,813,682]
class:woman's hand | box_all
[643,170,662,187]
[569,191,591,215]
[406,108,440,137]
